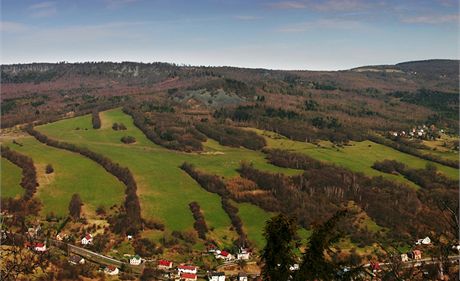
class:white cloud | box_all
[276,18,363,32]
[28,1,57,18]
[402,14,459,24]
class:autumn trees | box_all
[69,193,83,220]
[91,110,101,129]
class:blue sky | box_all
[1,0,458,70]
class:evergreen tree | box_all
[261,214,298,281]
[294,210,348,281]
[68,193,83,220]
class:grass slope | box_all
[251,129,459,185]
[0,137,125,218]
[1,157,24,199]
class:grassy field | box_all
[36,108,303,247]
[1,158,24,199]
[250,129,459,185]
[0,136,125,218]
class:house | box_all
[207,244,218,253]
[81,234,93,245]
[238,272,248,281]
[216,250,233,261]
[413,249,422,260]
[181,273,197,281]
[105,265,119,275]
[209,271,225,281]
[178,265,197,274]
[158,259,173,270]
[415,236,431,245]
[370,261,381,272]
[69,255,85,265]
[401,253,409,262]
[34,242,47,252]
[127,235,133,240]
[237,248,250,260]
[289,264,299,271]
[130,255,142,265]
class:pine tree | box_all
[261,214,298,281]
[68,193,83,220]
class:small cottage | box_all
[216,250,233,261]
[33,242,47,252]
[178,265,197,274]
[237,248,250,260]
[158,259,173,270]
[130,255,142,265]
[413,249,422,260]
[400,253,408,262]
[81,234,93,245]
[105,265,119,275]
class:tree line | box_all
[195,123,266,150]
[238,149,456,243]
[25,126,143,234]
[91,110,101,129]
[189,201,208,240]
[123,105,205,152]
[180,162,248,245]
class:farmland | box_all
[35,108,303,248]
[0,136,125,218]
[250,128,459,187]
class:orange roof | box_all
[181,273,197,279]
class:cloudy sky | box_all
[1,0,458,70]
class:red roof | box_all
[85,234,92,240]
[181,273,197,279]
[178,265,197,270]
[35,242,45,247]
[107,265,116,271]
[159,260,172,266]
[221,250,229,256]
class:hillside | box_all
[1,60,459,279]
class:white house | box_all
[400,254,409,262]
[216,251,233,261]
[33,242,47,252]
[237,248,250,260]
[130,255,142,265]
[81,234,93,245]
[105,266,119,275]
[178,265,197,275]
[209,271,225,281]
[289,264,299,271]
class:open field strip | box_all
[0,136,125,218]
[249,129,459,186]
[1,157,24,199]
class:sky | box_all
[1,0,459,70]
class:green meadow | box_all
[0,136,125,218]
[1,157,24,199]
[9,107,455,248]
[36,108,302,246]
[250,128,459,186]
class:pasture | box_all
[1,158,23,199]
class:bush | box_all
[45,164,54,174]
[121,136,136,144]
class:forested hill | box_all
[1,60,458,136]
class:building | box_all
[178,265,197,275]
[413,249,422,260]
[105,265,119,275]
[68,255,85,265]
[400,253,409,262]
[158,259,173,270]
[181,273,197,281]
[216,250,233,261]
[238,272,248,281]
[130,255,142,265]
[81,234,93,245]
[237,248,250,260]
[209,271,225,281]
[33,242,47,252]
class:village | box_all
[12,219,459,281]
